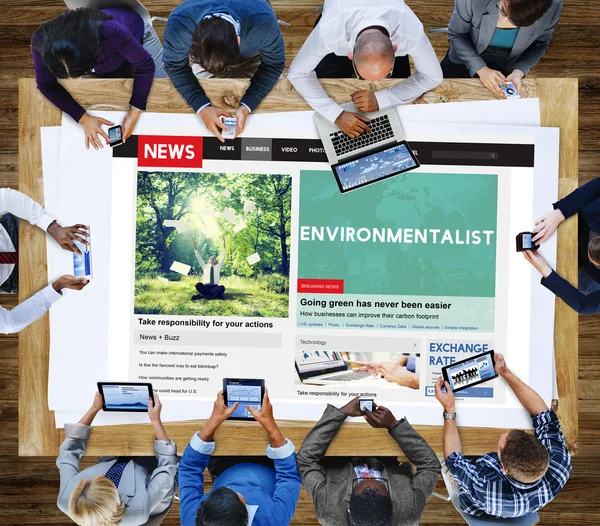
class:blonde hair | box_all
[68,476,126,526]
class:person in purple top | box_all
[31,7,164,150]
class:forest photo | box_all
[134,171,292,317]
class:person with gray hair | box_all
[288,0,442,138]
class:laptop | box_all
[314,102,419,193]
[295,350,373,385]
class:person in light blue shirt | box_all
[179,390,301,526]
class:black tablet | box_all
[97,382,154,412]
[222,378,265,421]
[441,351,497,393]
[332,141,420,193]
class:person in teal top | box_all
[441,0,562,96]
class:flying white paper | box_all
[233,221,247,233]
[222,208,237,223]
[222,189,231,198]
[246,253,261,265]
[244,200,256,212]
[170,261,191,275]
[157,276,169,286]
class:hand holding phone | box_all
[220,117,237,140]
[359,398,374,413]
[516,232,539,252]
[500,81,520,99]
[108,125,123,147]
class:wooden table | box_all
[18,77,578,457]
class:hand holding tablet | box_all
[223,378,266,420]
[97,382,154,412]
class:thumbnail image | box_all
[295,350,420,390]
[134,171,291,318]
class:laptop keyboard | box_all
[322,371,372,382]
[331,115,394,157]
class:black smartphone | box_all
[108,125,123,147]
[359,398,374,412]
[97,382,154,412]
[441,350,497,393]
[222,378,266,421]
[516,232,539,252]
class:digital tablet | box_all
[222,378,265,421]
[97,382,153,412]
[331,141,420,193]
[441,350,497,393]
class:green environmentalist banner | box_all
[298,170,498,298]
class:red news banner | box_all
[298,279,344,294]
[137,135,204,168]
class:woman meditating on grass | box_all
[191,236,227,300]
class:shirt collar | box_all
[246,505,259,525]
[484,453,543,490]
[203,13,241,37]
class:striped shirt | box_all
[445,409,571,518]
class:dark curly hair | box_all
[189,16,240,76]
[31,8,110,79]
[505,0,553,27]
[349,487,393,526]
[195,487,248,526]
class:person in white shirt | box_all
[287,0,443,138]
[191,236,226,300]
[0,188,89,334]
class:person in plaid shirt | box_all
[434,352,572,518]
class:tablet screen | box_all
[225,380,263,419]
[333,142,419,192]
[101,384,151,411]
[445,353,496,391]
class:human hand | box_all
[363,405,400,430]
[91,391,104,412]
[334,111,371,138]
[200,390,238,442]
[339,396,365,417]
[434,376,455,413]
[52,275,89,293]
[199,106,233,143]
[506,69,525,95]
[121,108,141,143]
[79,113,114,150]
[376,364,420,389]
[477,66,507,96]
[234,106,250,138]
[47,223,89,254]
[522,249,552,278]
[192,236,197,250]
[148,392,162,424]
[493,352,508,377]
[351,90,379,112]
[351,361,379,374]
[221,237,226,248]
[532,209,565,244]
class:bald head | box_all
[353,29,396,80]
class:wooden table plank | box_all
[18,77,578,457]
[536,78,579,453]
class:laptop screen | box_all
[332,141,419,193]
[296,350,346,377]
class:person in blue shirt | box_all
[523,177,600,314]
[179,390,301,526]
[163,0,285,143]
[434,353,571,518]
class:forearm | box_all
[541,271,599,315]
[79,407,100,427]
[443,419,462,458]
[512,43,549,77]
[501,368,547,415]
[265,423,286,448]
[152,420,169,442]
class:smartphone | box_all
[500,82,520,99]
[359,398,374,413]
[108,125,123,147]
[220,117,237,140]
[223,378,265,420]
[97,382,154,412]
[516,232,539,252]
[73,226,92,279]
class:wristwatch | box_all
[443,411,457,420]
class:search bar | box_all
[431,151,500,160]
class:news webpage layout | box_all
[104,123,539,425]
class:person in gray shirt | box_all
[441,0,562,96]
[297,397,440,526]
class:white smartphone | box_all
[220,117,237,140]
[500,82,520,99]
